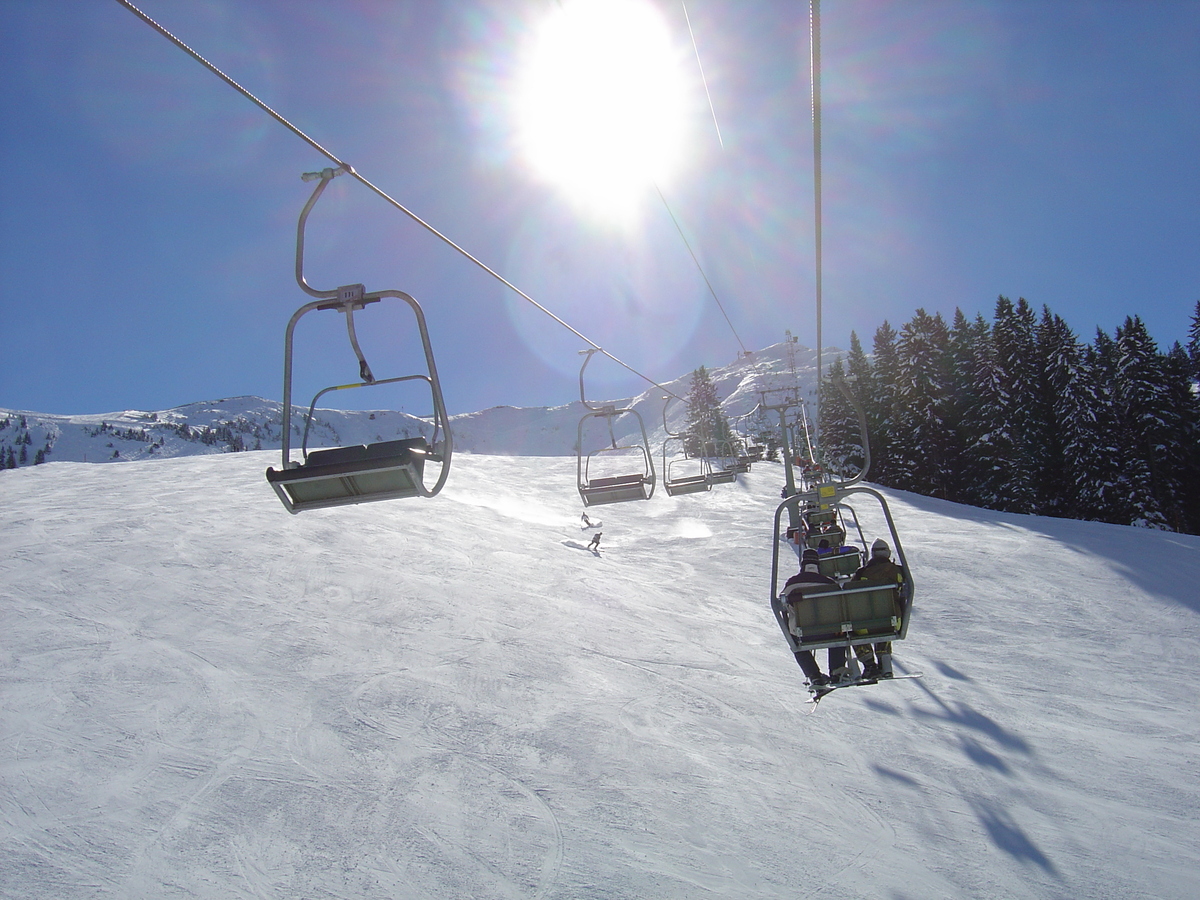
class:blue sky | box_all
[2,0,1198,417]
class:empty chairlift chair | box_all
[702,436,738,485]
[265,167,452,513]
[661,396,712,497]
[576,349,656,507]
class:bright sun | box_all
[515,0,689,223]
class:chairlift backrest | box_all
[782,581,903,651]
[818,547,862,579]
[805,526,845,551]
[804,509,836,527]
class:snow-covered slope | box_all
[0,340,835,465]
[2,451,1198,899]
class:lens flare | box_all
[515,0,689,224]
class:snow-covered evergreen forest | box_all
[819,298,1200,534]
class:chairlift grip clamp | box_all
[300,165,351,183]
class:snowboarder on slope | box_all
[587,531,602,552]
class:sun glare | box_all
[515,0,688,223]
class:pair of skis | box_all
[807,672,922,705]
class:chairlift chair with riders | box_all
[266,166,452,513]
[802,501,867,578]
[771,484,913,671]
[769,373,914,680]
[576,349,656,506]
[661,396,712,497]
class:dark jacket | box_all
[785,565,838,592]
[851,557,902,585]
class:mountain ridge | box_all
[1,341,840,465]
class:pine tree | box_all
[1187,299,1200,381]
[841,332,874,476]
[958,318,1011,510]
[987,297,1038,512]
[1077,329,1133,524]
[818,357,863,476]
[845,331,875,396]
[1033,308,1079,516]
[683,366,733,458]
[1162,342,1200,533]
[869,321,901,486]
[944,308,986,502]
[1115,316,1181,529]
[890,309,953,498]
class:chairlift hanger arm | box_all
[578,349,604,412]
[662,394,686,437]
[295,167,348,300]
[578,347,666,413]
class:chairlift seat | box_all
[665,473,711,496]
[806,526,845,550]
[708,468,736,485]
[818,547,863,579]
[580,472,652,506]
[783,582,902,651]
[267,437,428,513]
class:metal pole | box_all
[760,392,800,531]
[810,0,823,460]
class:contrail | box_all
[682,2,723,149]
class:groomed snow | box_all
[2,452,1198,898]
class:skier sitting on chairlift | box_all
[850,538,903,679]
[784,548,849,686]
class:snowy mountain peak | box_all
[0,342,844,466]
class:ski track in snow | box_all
[1,451,1199,899]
